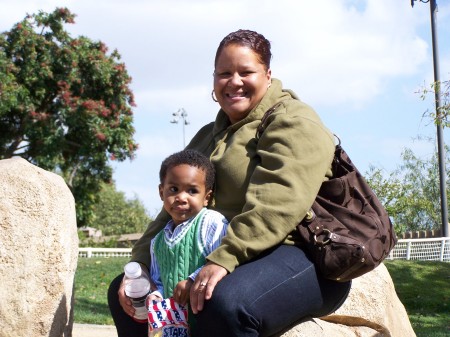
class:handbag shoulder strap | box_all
[320,315,391,337]
[256,102,340,147]
[255,102,284,140]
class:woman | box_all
[108,29,351,337]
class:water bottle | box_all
[124,262,151,323]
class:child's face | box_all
[159,164,212,225]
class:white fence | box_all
[388,237,450,261]
[78,247,132,258]
[78,237,450,262]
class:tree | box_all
[0,8,138,227]
[417,78,450,236]
[367,78,450,234]
[91,181,151,236]
[419,79,450,127]
[365,140,450,233]
[365,166,406,234]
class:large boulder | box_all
[0,157,78,337]
[279,263,416,337]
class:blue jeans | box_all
[193,245,351,337]
[108,245,351,337]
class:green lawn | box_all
[384,260,449,337]
[74,257,129,325]
[74,258,449,336]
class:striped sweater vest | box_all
[154,208,208,297]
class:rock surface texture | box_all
[0,157,78,337]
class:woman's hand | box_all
[118,277,135,317]
[173,279,193,306]
[190,262,228,314]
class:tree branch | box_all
[5,137,24,158]
[67,161,81,189]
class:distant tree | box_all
[0,8,138,227]
[91,182,151,236]
[365,141,450,233]
[365,166,406,234]
[419,79,450,127]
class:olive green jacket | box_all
[132,79,335,273]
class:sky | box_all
[1,0,449,216]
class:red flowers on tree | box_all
[0,8,138,227]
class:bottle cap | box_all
[124,262,142,278]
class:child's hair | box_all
[159,150,215,191]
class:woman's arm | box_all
[131,208,170,267]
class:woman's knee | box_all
[195,281,253,336]
[108,273,124,309]
[314,277,352,316]
[198,283,242,320]
[108,273,124,295]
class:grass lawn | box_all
[384,260,449,337]
[74,257,129,325]
[74,258,449,336]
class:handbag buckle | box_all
[314,228,332,246]
[304,209,316,222]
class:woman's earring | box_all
[267,82,272,89]
[211,90,218,102]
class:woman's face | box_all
[214,44,271,124]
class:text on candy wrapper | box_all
[162,326,189,337]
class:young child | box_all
[147,149,228,308]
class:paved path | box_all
[72,324,117,337]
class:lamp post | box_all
[170,108,189,148]
[411,0,448,237]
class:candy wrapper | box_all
[147,297,189,337]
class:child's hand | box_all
[173,279,193,306]
[146,292,163,306]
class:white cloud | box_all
[0,0,430,108]
[269,1,429,107]
[1,0,449,211]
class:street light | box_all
[411,0,448,237]
[170,108,190,148]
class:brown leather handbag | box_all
[257,103,397,282]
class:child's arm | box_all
[186,212,229,281]
[149,238,165,300]
[173,211,229,304]
[201,211,229,256]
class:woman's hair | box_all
[214,29,272,71]
[159,149,215,191]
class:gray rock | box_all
[0,157,78,337]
